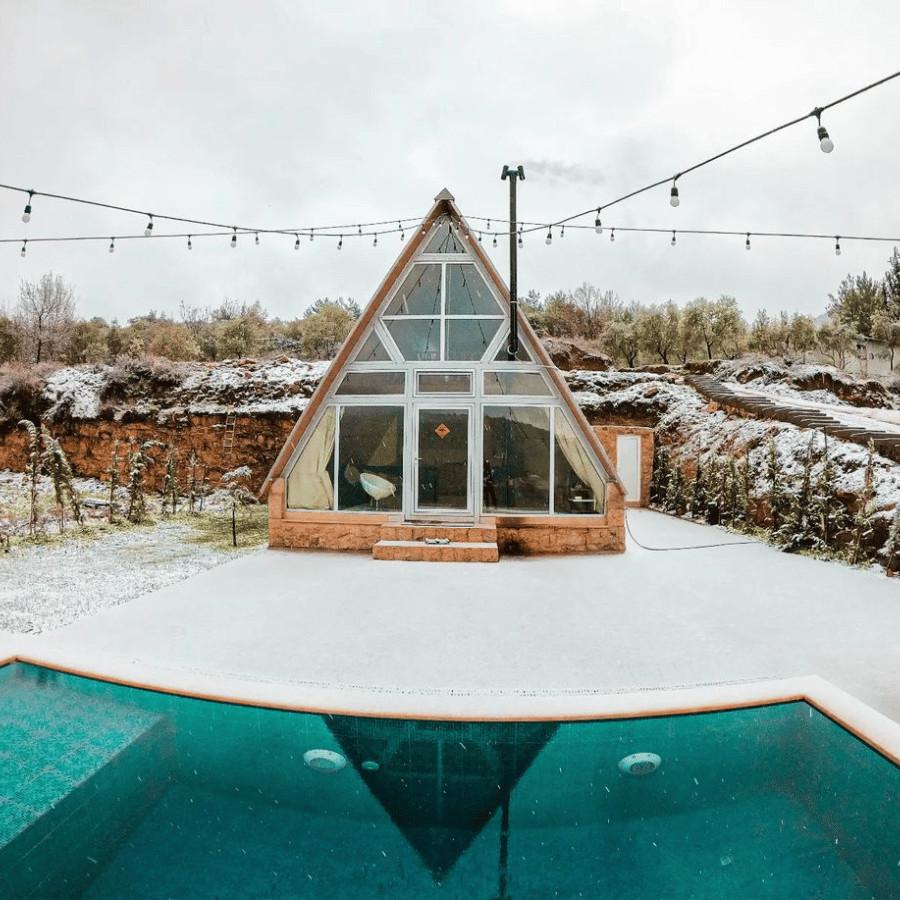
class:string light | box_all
[670,178,680,207]
[230,227,237,248]
[486,219,491,230]
[398,221,405,242]
[108,238,115,254]
[22,191,33,223]
[745,233,751,250]
[835,236,842,256]
[187,235,192,250]
[254,232,260,246]
[337,234,343,250]
[814,109,834,153]
[294,233,300,250]
[517,229,524,249]
[373,233,378,247]
[358,225,363,235]
[545,227,553,246]
[144,215,153,237]
[309,229,315,242]
[477,231,483,243]
[610,228,615,242]
[492,234,498,248]
[20,240,26,257]
[594,208,602,234]
[560,225,565,238]
[671,230,677,246]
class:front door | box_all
[415,407,471,515]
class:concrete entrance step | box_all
[373,539,500,562]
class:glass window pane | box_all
[484,371,551,396]
[353,331,391,362]
[494,339,533,362]
[424,222,466,253]
[384,265,442,315]
[386,319,440,361]
[554,412,605,514]
[336,372,405,395]
[482,406,550,513]
[446,319,502,361]
[286,408,335,510]
[446,264,502,315]
[338,406,403,512]
[417,372,472,394]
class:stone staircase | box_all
[687,374,900,463]
[373,517,500,562]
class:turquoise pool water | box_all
[0,663,897,898]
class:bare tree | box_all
[15,273,76,363]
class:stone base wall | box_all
[269,519,385,551]
[496,523,624,554]
[0,414,296,492]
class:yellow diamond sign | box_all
[434,423,451,439]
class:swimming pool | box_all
[0,663,896,898]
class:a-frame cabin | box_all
[261,189,626,560]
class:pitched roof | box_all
[259,189,621,497]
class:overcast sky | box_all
[1,1,899,325]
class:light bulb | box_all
[294,234,300,250]
[671,230,677,246]
[373,234,378,247]
[517,232,523,249]
[187,236,193,250]
[477,232,482,243]
[20,241,27,257]
[22,192,33,223]
[337,234,343,250]
[610,228,615,242]
[545,229,552,245]
[818,125,834,153]
[594,209,602,234]
[255,232,260,246]
[492,234,498,248]
[835,237,841,256]
[230,228,237,248]
[560,226,565,239]
[358,225,363,235]
[670,184,680,207]
[144,215,153,237]
[486,219,492,230]
[745,233,751,251]
[108,238,115,254]
[309,230,314,242]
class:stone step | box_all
[380,522,497,543]
[373,539,500,562]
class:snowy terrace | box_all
[0,509,897,727]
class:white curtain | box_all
[555,412,606,513]
[286,409,336,509]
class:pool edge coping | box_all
[2,649,898,766]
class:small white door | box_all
[616,434,642,503]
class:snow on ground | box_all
[571,371,900,514]
[0,522,261,634]
[42,367,105,419]
[20,509,900,722]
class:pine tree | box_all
[881,504,900,576]
[126,440,162,523]
[650,443,671,507]
[186,450,200,514]
[722,456,739,528]
[40,433,83,531]
[849,442,877,566]
[764,438,790,535]
[688,456,707,519]
[664,458,687,516]
[221,466,255,547]
[705,455,726,525]
[779,433,820,553]
[106,440,123,523]
[163,447,179,515]
[733,453,753,530]
[813,431,847,551]
[18,420,43,537]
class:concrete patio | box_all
[4,509,896,723]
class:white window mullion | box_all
[332,406,341,511]
[549,406,557,515]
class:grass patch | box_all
[184,504,268,551]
